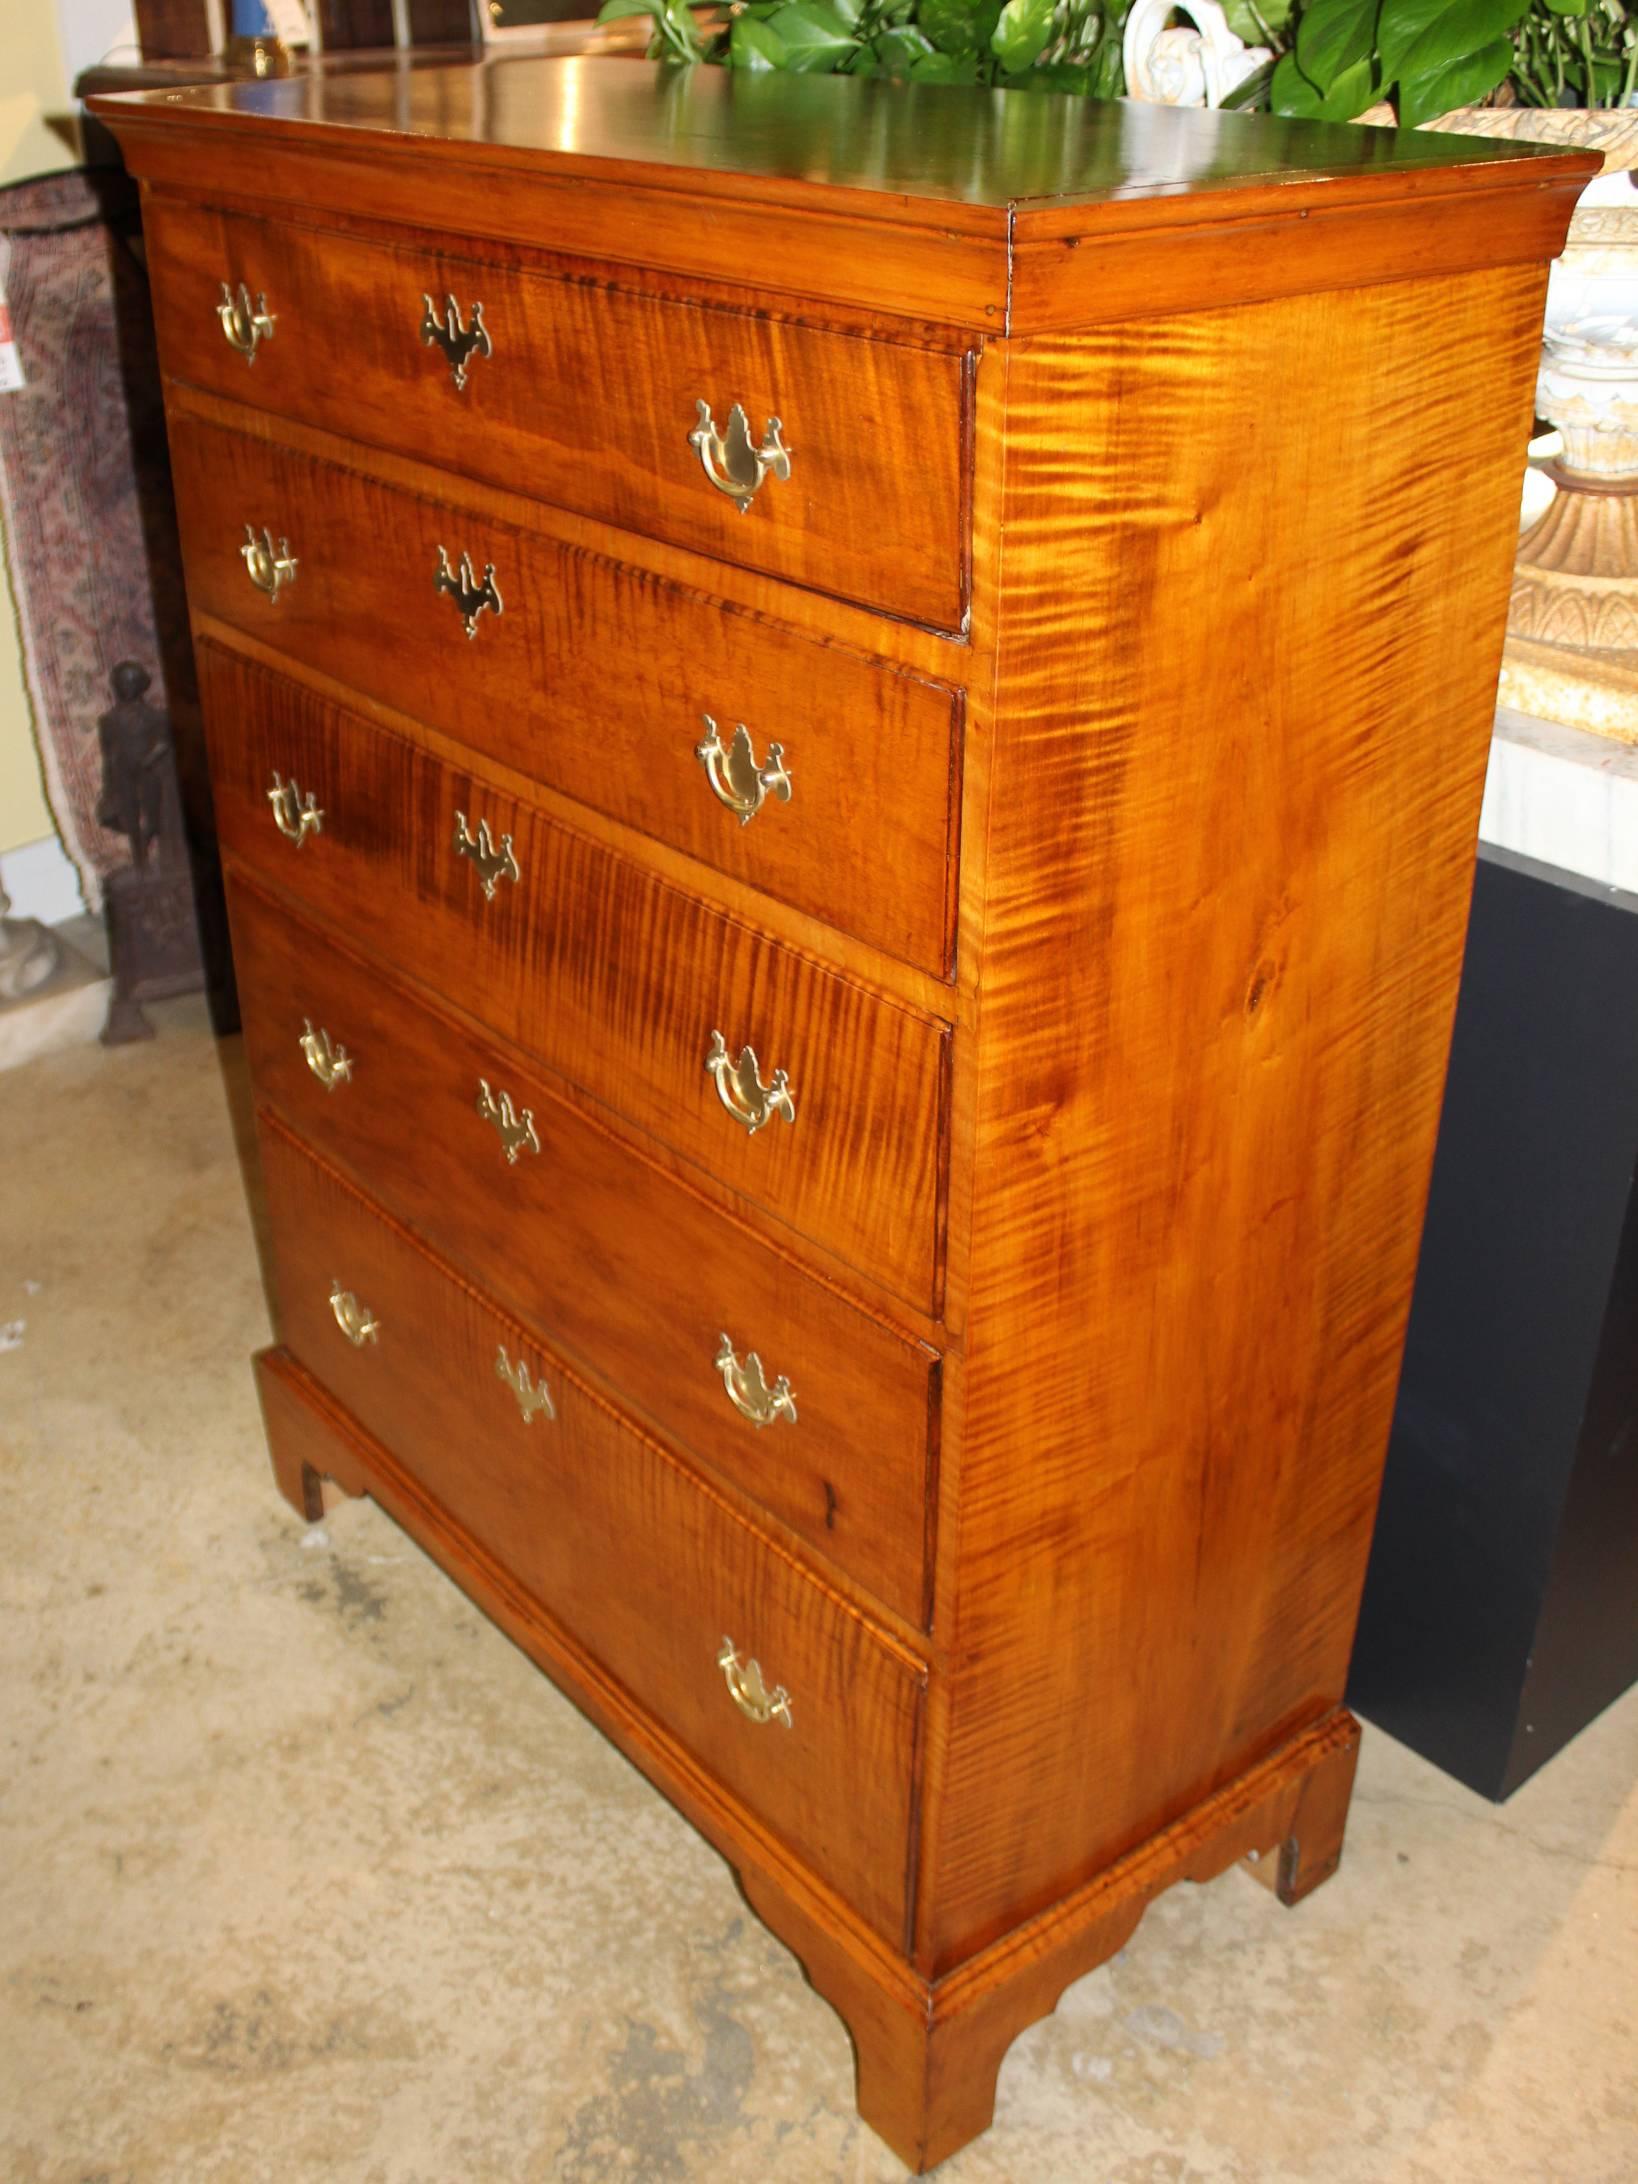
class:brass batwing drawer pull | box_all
[421,291,491,392]
[267,771,322,847]
[435,545,502,638]
[477,1077,540,1165]
[218,280,274,361]
[496,1344,555,1425]
[242,525,297,601]
[453,811,520,900]
[696,716,791,826]
[706,1030,794,1135]
[716,1637,792,1729]
[715,1333,797,1429]
[690,401,791,514]
[329,1283,379,1348]
[299,1019,352,1091]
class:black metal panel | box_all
[1348,845,1638,1800]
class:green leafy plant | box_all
[1271,0,1638,125]
[597,0,1132,93]
[599,0,1637,124]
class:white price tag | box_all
[0,285,23,392]
[264,0,312,43]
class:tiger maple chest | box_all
[96,61,1588,2171]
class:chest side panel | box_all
[923,260,1550,1970]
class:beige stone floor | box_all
[1,995,1634,2184]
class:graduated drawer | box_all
[229,870,939,1628]
[257,1115,922,1944]
[149,198,969,630]
[176,428,960,980]
[202,646,946,1312]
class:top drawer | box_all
[145,198,972,632]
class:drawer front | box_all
[150,199,969,629]
[229,871,938,1628]
[257,1115,921,1943]
[177,426,960,980]
[202,646,947,1312]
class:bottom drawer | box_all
[256,1112,922,1945]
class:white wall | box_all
[54,1,141,84]
[0,2,73,865]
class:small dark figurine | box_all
[97,659,183,871]
[96,660,204,1043]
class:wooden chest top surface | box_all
[94,60,1595,330]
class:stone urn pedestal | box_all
[1425,107,1638,745]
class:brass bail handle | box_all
[242,525,297,601]
[690,401,791,514]
[696,716,791,827]
[420,291,491,392]
[705,1030,794,1135]
[218,280,274,360]
[715,1333,797,1429]
[329,1283,379,1348]
[267,771,322,847]
[299,1018,352,1091]
[716,1637,793,1729]
[453,811,521,900]
[495,1344,555,1425]
[476,1077,540,1165]
[435,544,502,638]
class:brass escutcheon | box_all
[241,524,297,601]
[716,1637,792,1729]
[496,1344,555,1425]
[453,811,520,900]
[267,771,322,847]
[329,1283,379,1348]
[477,1077,540,1165]
[689,400,791,514]
[218,280,274,361]
[299,1018,352,1091]
[434,544,502,638]
[705,1030,794,1135]
[715,1333,797,1429]
[696,716,791,827]
[420,291,491,391]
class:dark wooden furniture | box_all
[130,1,476,65]
[92,64,1590,2170]
[1349,844,1638,1801]
[78,17,672,104]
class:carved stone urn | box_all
[1421,107,1638,744]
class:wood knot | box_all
[1245,957,1281,1019]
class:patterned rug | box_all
[0,166,195,914]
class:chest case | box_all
[96,64,1589,2170]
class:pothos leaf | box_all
[1293,0,1379,94]
[1223,0,1293,38]
[874,20,938,68]
[1397,33,1514,121]
[763,0,861,67]
[920,0,1000,56]
[1376,0,1524,90]
[729,14,788,66]
[909,46,984,75]
[1271,46,1378,115]
[990,0,1057,71]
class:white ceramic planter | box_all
[1121,0,1271,109]
[1420,107,1638,744]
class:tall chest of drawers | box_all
[97,65,1589,2171]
